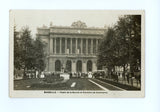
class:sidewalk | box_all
[117,77,141,88]
[97,77,141,90]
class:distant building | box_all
[36,21,106,73]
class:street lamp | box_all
[125,32,135,85]
[125,35,131,84]
[125,35,130,72]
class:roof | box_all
[37,26,106,36]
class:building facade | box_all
[37,21,106,73]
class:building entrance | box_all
[66,60,72,72]
[76,60,82,72]
[87,60,92,72]
[55,60,61,72]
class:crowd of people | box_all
[14,68,141,87]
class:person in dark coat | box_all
[126,73,129,84]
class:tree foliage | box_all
[33,38,46,71]
[14,25,22,69]
[97,15,141,72]
[14,26,46,78]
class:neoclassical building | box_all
[37,21,106,73]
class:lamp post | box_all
[65,49,69,73]
[126,32,134,85]
[125,35,130,84]
[125,36,130,72]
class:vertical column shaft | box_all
[96,39,98,54]
[54,38,56,54]
[76,38,77,54]
[86,39,88,54]
[92,61,97,72]
[60,38,62,54]
[65,38,67,54]
[91,39,93,54]
[82,61,87,73]
[50,38,53,54]
[81,38,83,54]
[70,38,72,54]
[72,60,76,73]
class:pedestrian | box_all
[131,72,134,86]
[126,73,129,84]
[111,71,113,80]
[122,72,125,80]
[70,72,72,78]
[116,72,118,82]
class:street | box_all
[14,78,124,91]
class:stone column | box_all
[54,38,56,54]
[46,59,49,71]
[86,39,88,54]
[60,38,62,54]
[75,38,77,54]
[52,59,55,72]
[62,60,66,73]
[72,60,76,73]
[82,61,87,73]
[50,38,53,54]
[96,39,98,54]
[92,61,97,72]
[49,58,53,72]
[65,38,67,54]
[91,39,93,54]
[81,38,83,54]
[70,38,72,54]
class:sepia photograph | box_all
[9,10,145,97]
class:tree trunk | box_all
[23,67,27,79]
[122,64,126,84]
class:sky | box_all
[12,10,133,38]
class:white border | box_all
[9,10,145,98]
[0,0,160,112]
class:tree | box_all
[14,26,46,79]
[129,15,141,71]
[14,25,22,69]
[97,15,141,76]
[97,27,117,71]
[115,15,141,72]
[33,37,46,72]
[19,27,34,78]
[114,15,132,72]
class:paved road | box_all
[14,78,125,91]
